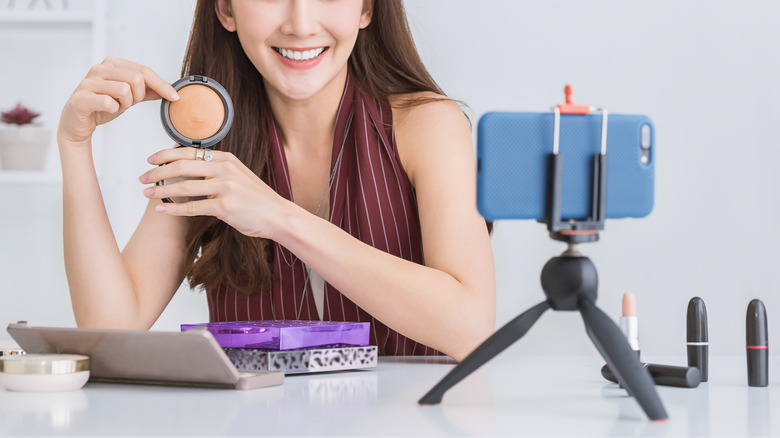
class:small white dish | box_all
[0,354,90,392]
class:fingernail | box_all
[169,90,180,101]
[138,173,148,184]
[147,154,156,164]
[155,204,167,213]
[144,187,155,197]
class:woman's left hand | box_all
[139,147,287,239]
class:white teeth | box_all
[276,47,325,61]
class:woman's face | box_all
[218,0,371,101]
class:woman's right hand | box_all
[58,56,179,147]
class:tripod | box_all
[419,90,668,420]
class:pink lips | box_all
[273,47,328,70]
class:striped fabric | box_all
[206,75,442,356]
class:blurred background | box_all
[0,0,777,357]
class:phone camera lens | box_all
[640,124,651,150]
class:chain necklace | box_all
[273,110,354,320]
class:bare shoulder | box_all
[389,91,467,129]
[389,92,472,186]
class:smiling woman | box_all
[56,0,495,361]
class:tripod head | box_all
[541,243,598,311]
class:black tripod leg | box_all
[580,299,668,420]
[419,300,550,405]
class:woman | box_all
[57,0,494,360]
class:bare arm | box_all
[275,98,496,360]
[59,57,187,329]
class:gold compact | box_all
[0,354,90,392]
[158,75,234,203]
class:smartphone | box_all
[476,112,654,221]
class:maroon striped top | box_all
[206,75,442,356]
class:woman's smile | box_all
[272,46,329,69]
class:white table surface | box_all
[0,346,777,437]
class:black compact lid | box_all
[160,75,234,148]
[746,299,768,346]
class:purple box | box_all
[180,320,370,350]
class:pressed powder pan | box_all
[169,84,225,140]
[158,75,234,203]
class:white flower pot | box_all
[0,126,51,171]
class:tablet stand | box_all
[419,86,668,421]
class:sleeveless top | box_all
[206,75,443,356]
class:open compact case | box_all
[157,75,234,203]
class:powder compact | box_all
[157,75,234,203]
[0,354,90,392]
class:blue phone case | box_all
[477,112,654,221]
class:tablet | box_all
[6,322,283,390]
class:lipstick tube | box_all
[746,299,768,387]
[687,297,709,382]
[601,363,701,388]
[620,292,640,358]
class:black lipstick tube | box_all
[687,297,709,382]
[601,363,701,388]
[746,299,769,387]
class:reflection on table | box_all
[0,355,776,437]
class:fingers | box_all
[140,148,247,186]
[88,66,150,106]
[146,147,262,180]
[74,90,122,115]
[154,198,215,217]
[80,78,134,113]
[144,178,223,202]
[140,159,220,185]
[101,56,179,102]
[147,147,233,166]
[61,57,179,145]
[86,61,178,106]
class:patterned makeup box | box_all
[225,345,378,374]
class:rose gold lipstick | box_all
[619,292,640,358]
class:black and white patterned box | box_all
[225,345,378,374]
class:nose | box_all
[281,0,321,39]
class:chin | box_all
[284,87,321,101]
[273,76,326,101]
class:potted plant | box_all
[0,102,51,171]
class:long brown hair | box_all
[182,0,450,295]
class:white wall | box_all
[0,0,206,332]
[1,0,777,357]
[405,0,780,357]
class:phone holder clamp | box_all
[546,84,608,243]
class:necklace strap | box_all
[273,109,355,319]
[314,110,354,220]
